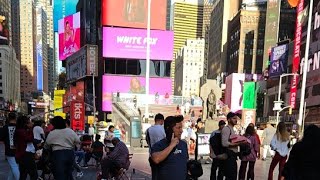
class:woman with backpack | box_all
[267,122,290,180]
[238,125,260,180]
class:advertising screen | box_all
[58,12,80,61]
[103,27,173,60]
[302,0,320,107]
[0,15,9,45]
[102,75,172,111]
[102,0,166,30]
[263,0,281,69]
[269,44,289,78]
[53,0,79,32]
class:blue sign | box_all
[269,44,289,78]
[37,43,43,91]
[53,0,79,32]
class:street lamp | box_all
[145,0,151,122]
[273,73,298,124]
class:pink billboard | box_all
[102,75,172,111]
[103,27,173,60]
[58,12,80,61]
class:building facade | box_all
[19,0,37,99]
[201,0,214,86]
[174,39,205,97]
[227,8,266,74]
[207,0,240,80]
[171,0,204,89]
[0,45,21,107]
[11,0,20,61]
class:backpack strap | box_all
[146,128,151,146]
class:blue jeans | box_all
[52,149,75,180]
[6,156,19,180]
[75,151,85,164]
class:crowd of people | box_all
[1,110,320,180]
[207,113,320,180]
[0,113,131,180]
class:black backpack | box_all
[239,136,252,158]
[209,132,226,156]
[187,160,203,179]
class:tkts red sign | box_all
[70,101,85,131]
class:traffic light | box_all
[289,107,292,115]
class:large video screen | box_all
[102,75,172,111]
[102,0,167,30]
[103,27,173,60]
[53,0,79,32]
[58,12,80,61]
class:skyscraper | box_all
[36,5,48,93]
[18,0,37,99]
[207,0,240,80]
[227,7,266,74]
[171,0,205,90]
[175,39,205,97]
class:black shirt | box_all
[0,124,16,156]
[151,139,189,180]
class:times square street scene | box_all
[0,0,320,179]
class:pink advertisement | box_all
[58,12,80,61]
[102,75,172,111]
[103,27,173,60]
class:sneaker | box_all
[81,164,89,169]
[76,172,84,178]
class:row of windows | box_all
[105,58,171,77]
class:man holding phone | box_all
[151,115,188,179]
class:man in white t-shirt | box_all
[33,121,45,147]
[146,113,166,180]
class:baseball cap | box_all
[218,120,226,126]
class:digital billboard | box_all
[262,0,281,69]
[58,12,80,61]
[103,27,173,60]
[102,75,172,111]
[53,0,79,32]
[0,15,9,45]
[269,44,289,78]
[301,0,320,107]
[66,45,98,82]
[102,0,166,30]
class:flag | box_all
[243,82,256,109]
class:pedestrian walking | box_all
[238,125,260,180]
[209,120,226,180]
[145,113,165,180]
[0,113,20,180]
[151,115,189,179]
[221,112,247,180]
[44,116,80,180]
[267,122,290,180]
[89,124,95,141]
[261,122,276,160]
[14,116,38,180]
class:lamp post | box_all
[145,0,151,122]
[298,0,313,135]
[274,73,298,124]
